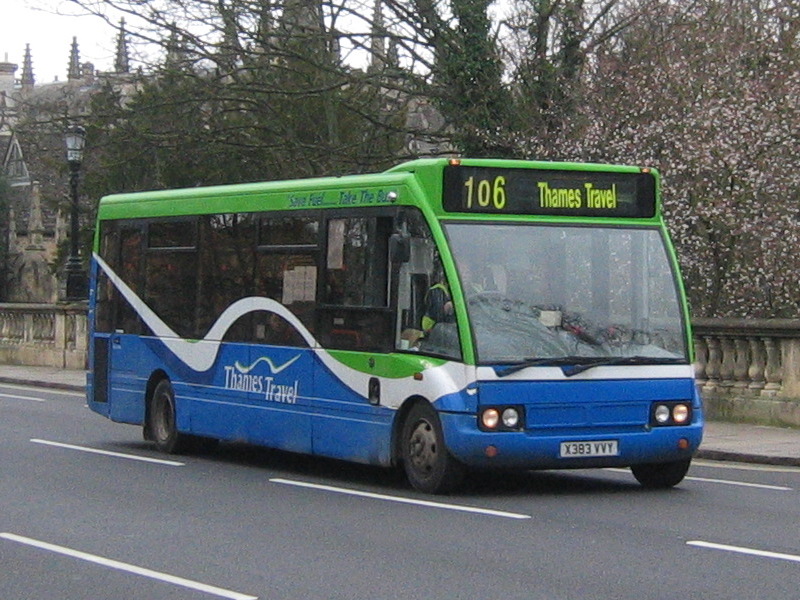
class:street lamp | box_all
[64,124,87,301]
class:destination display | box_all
[442,165,657,218]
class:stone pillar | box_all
[779,338,800,397]
[719,336,736,389]
[762,337,782,396]
[732,337,750,391]
[694,335,708,385]
[747,336,766,395]
[54,310,67,368]
[704,336,722,393]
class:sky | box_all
[1,0,124,85]
[1,0,408,85]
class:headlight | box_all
[651,402,692,426]
[502,408,520,428]
[654,404,671,424]
[481,408,500,430]
[673,404,690,424]
[479,406,524,431]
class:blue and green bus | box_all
[87,158,703,493]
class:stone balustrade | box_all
[0,303,87,370]
[693,318,800,426]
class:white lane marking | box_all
[270,478,531,520]
[685,476,791,491]
[603,468,792,490]
[30,439,185,467]
[688,540,800,565]
[0,533,257,600]
[0,384,83,397]
[693,459,800,474]
[0,392,46,403]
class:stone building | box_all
[0,27,136,303]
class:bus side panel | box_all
[107,333,154,425]
[178,342,314,455]
[86,334,111,418]
[86,261,110,416]
[311,351,394,466]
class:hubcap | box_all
[408,419,438,475]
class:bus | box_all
[87,158,703,493]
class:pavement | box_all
[1,364,799,467]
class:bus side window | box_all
[254,214,319,345]
[95,221,118,333]
[255,253,317,343]
[320,215,393,352]
[197,214,257,341]
[117,226,145,335]
[145,219,198,339]
[235,311,308,347]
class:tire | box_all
[401,402,465,494]
[631,458,691,489]
[149,379,192,454]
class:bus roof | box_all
[385,157,650,174]
[95,158,659,221]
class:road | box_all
[2,382,799,600]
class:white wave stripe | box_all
[95,253,315,372]
[235,355,300,375]
[94,253,468,405]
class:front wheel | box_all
[631,458,691,489]
[401,402,465,494]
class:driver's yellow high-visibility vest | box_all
[421,282,450,332]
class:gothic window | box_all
[4,138,29,185]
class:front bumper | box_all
[440,411,704,469]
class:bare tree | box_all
[57,0,800,319]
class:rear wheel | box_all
[401,402,465,494]
[631,458,691,489]
[149,379,192,454]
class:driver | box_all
[421,277,453,334]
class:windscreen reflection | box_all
[443,223,688,366]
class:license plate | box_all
[560,440,619,458]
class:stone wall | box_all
[693,318,800,427]
[0,303,87,370]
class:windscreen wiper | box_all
[494,356,585,377]
[561,355,686,377]
[495,356,685,378]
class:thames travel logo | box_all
[223,355,301,404]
